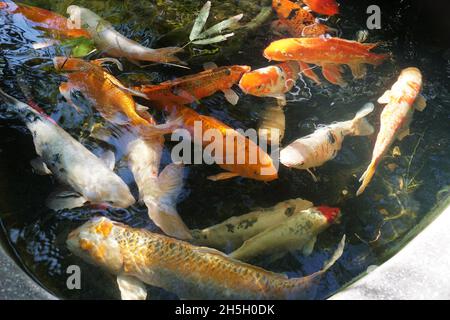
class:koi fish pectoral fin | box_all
[299,61,322,85]
[117,275,147,300]
[30,158,52,175]
[203,62,218,70]
[397,128,410,141]
[321,64,347,87]
[207,172,240,181]
[46,190,87,211]
[302,236,317,257]
[99,150,116,171]
[306,168,319,182]
[349,63,368,79]
[59,83,81,112]
[222,88,240,105]
[414,95,427,112]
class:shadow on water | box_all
[0,0,449,299]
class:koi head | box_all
[239,65,289,97]
[280,140,311,170]
[304,0,339,16]
[67,217,124,273]
[316,206,341,223]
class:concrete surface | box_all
[0,246,55,300]
[331,201,450,300]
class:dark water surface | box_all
[1,0,449,299]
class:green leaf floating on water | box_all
[189,1,243,46]
[60,37,95,58]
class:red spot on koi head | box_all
[317,206,341,223]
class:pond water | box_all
[0,0,449,299]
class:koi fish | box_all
[239,61,300,105]
[0,89,135,210]
[134,63,251,106]
[264,37,389,86]
[229,206,341,262]
[272,0,330,37]
[357,68,426,196]
[66,5,184,66]
[0,1,90,40]
[156,103,279,182]
[191,198,314,251]
[67,216,345,300]
[53,57,150,126]
[303,0,339,16]
[280,103,374,181]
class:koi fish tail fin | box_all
[143,47,186,66]
[144,164,192,240]
[288,235,346,300]
[351,102,375,136]
[356,160,377,196]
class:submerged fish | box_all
[0,1,90,40]
[272,0,330,37]
[229,206,341,262]
[134,63,250,106]
[264,37,388,86]
[53,57,149,126]
[154,103,278,182]
[280,103,374,181]
[126,133,191,240]
[66,5,183,65]
[239,61,300,105]
[303,0,339,16]
[357,67,426,196]
[258,102,286,144]
[0,89,135,210]
[191,198,314,250]
[67,216,345,300]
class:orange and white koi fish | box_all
[0,1,90,43]
[271,0,330,37]
[67,217,345,300]
[264,37,389,86]
[191,198,314,250]
[0,89,135,210]
[66,5,183,65]
[357,68,426,196]
[229,206,341,262]
[281,103,374,181]
[134,63,250,106]
[155,103,278,182]
[239,61,300,105]
[303,0,339,16]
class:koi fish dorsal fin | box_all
[117,275,147,300]
[100,150,116,171]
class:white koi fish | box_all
[191,198,314,251]
[66,5,184,66]
[0,89,135,210]
[280,103,375,181]
[357,67,426,195]
[67,217,345,300]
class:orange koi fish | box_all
[239,61,300,105]
[53,57,152,127]
[67,217,345,300]
[134,63,251,106]
[264,37,389,86]
[0,1,90,40]
[155,103,278,182]
[272,0,330,37]
[357,68,427,196]
[303,0,339,16]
